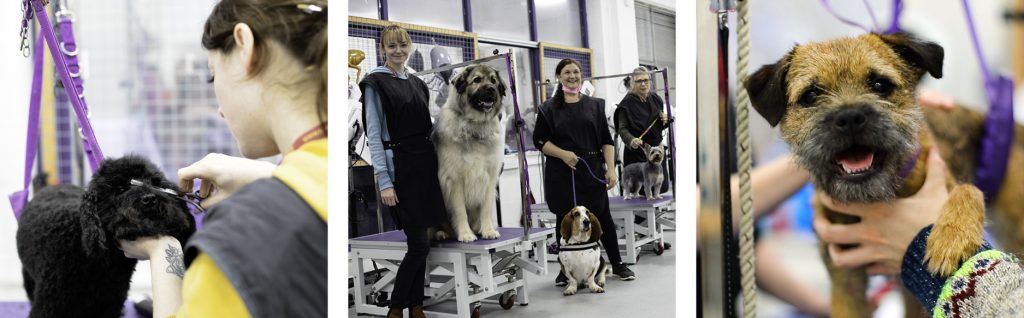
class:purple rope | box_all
[505,53,534,238]
[820,0,874,33]
[885,0,904,34]
[568,157,607,207]
[961,0,992,83]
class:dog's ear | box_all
[496,72,508,97]
[560,208,575,240]
[453,66,471,94]
[745,51,793,127]
[79,191,109,257]
[878,32,944,79]
[587,211,602,242]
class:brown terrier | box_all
[744,32,1024,316]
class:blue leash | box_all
[570,159,607,206]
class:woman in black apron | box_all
[614,66,670,195]
[359,25,446,318]
[534,58,636,286]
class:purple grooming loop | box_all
[962,0,1014,200]
[505,52,536,240]
[12,0,107,219]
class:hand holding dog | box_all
[177,153,276,208]
[629,138,642,149]
[119,236,181,261]
[605,169,618,190]
[815,148,948,275]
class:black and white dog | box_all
[557,206,609,296]
[16,155,196,318]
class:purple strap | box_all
[962,0,1014,200]
[660,69,675,197]
[897,146,920,180]
[885,0,904,34]
[9,35,45,220]
[30,0,104,171]
[505,53,534,238]
[820,0,875,33]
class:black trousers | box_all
[554,204,623,265]
[389,224,430,309]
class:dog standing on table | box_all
[744,33,997,316]
[558,206,609,295]
[621,144,665,200]
[16,156,196,318]
[433,64,509,242]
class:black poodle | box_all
[16,155,196,317]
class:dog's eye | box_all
[473,77,481,83]
[870,78,895,97]
[798,88,820,107]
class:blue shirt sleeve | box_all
[363,86,395,190]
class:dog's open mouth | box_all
[834,146,880,179]
[476,96,496,111]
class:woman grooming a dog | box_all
[359,24,447,318]
[614,66,670,195]
[118,1,327,317]
[534,58,636,286]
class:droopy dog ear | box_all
[587,211,602,243]
[744,50,793,127]
[560,207,578,241]
[877,32,945,80]
[453,65,473,95]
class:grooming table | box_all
[531,194,674,264]
[0,300,143,318]
[350,227,554,318]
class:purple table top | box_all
[351,227,554,250]
[0,300,141,318]
[532,194,675,212]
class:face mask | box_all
[562,85,581,94]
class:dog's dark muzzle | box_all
[825,105,878,135]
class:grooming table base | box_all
[531,194,674,264]
[350,227,554,318]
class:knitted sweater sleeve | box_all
[901,225,1024,317]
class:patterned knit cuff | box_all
[901,225,994,312]
[932,250,1020,318]
[901,225,946,311]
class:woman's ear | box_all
[232,23,257,75]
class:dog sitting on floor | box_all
[621,144,665,200]
[16,155,196,318]
[557,206,609,296]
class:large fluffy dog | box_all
[433,64,509,242]
[746,32,1024,315]
[17,155,196,317]
[557,206,609,296]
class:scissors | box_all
[130,179,206,213]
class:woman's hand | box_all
[605,168,618,190]
[177,154,276,208]
[629,138,643,149]
[660,111,668,125]
[814,148,948,275]
[380,187,398,207]
[561,151,579,170]
[119,236,181,261]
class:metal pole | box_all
[699,0,736,316]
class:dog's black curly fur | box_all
[16,155,195,317]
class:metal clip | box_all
[297,3,323,14]
[59,42,78,57]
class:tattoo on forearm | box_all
[165,245,186,279]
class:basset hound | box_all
[558,206,610,295]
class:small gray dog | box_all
[621,144,665,200]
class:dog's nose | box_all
[829,107,872,133]
[486,85,497,93]
[583,219,590,226]
[141,194,155,205]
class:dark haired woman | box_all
[534,58,636,286]
[119,1,328,317]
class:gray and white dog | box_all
[621,144,665,200]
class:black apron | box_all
[536,97,611,218]
[360,73,446,229]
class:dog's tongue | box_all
[838,151,874,173]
